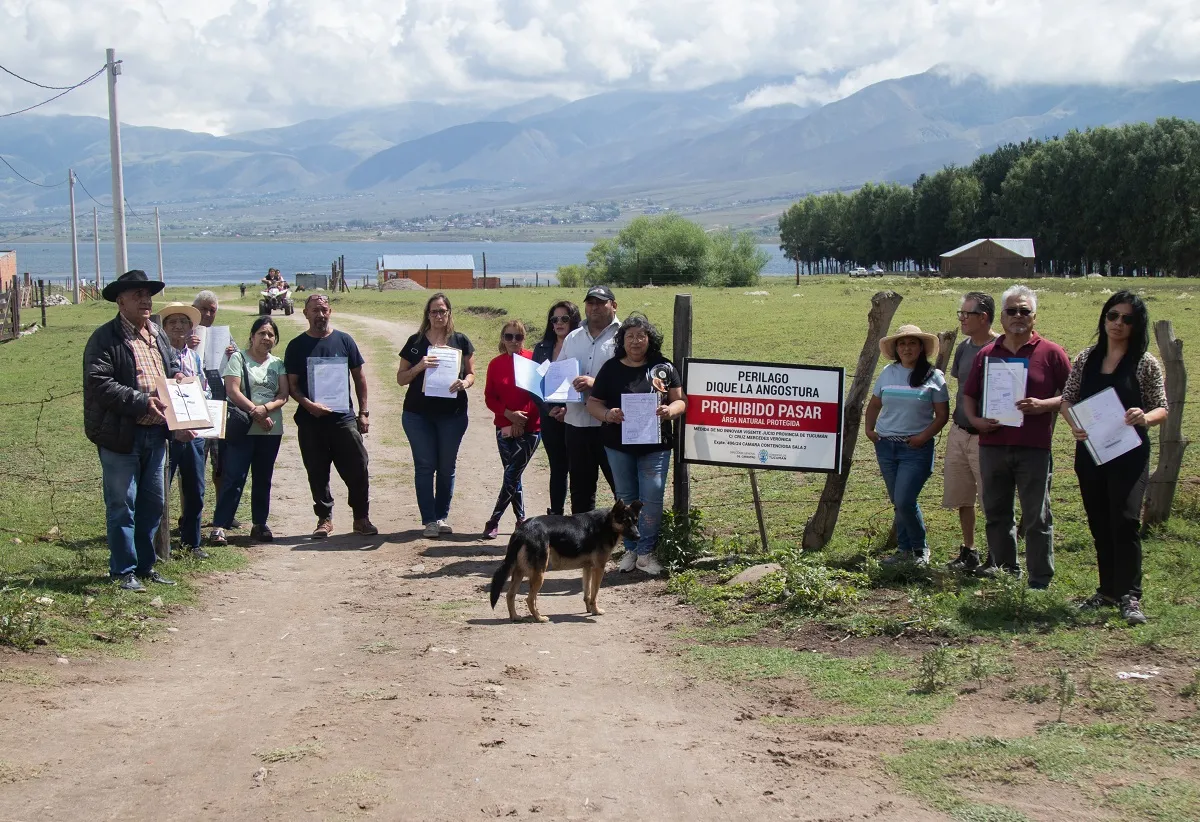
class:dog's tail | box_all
[489,532,523,609]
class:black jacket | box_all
[83,315,180,453]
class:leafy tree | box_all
[587,214,766,286]
[556,264,584,288]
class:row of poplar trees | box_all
[778,118,1200,277]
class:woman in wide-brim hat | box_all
[865,323,950,567]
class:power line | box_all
[0,62,82,91]
[74,175,109,207]
[0,66,105,119]
[0,154,66,188]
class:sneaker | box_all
[114,572,146,592]
[250,524,275,543]
[141,570,176,586]
[353,518,379,536]
[184,544,210,560]
[312,518,333,540]
[947,545,981,571]
[208,528,227,547]
[617,551,638,572]
[881,550,928,567]
[635,554,664,576]
[1077,593,1117,612]
[423,522,440,539]
[515,518,527,530]
[483,520,499,539]
[437,519,454,534]
[1120,595,1148,626]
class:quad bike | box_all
[259,284,294,315]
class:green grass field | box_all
[3,276,1198,820]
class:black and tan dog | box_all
[489,500,642,623]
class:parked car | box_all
[849,267,869,278]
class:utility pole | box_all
[68,169,80,304]
[93,207,101,287]
[155,207,164,281]
[106,48,128,276]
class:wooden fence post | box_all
[39,280,46,328]
[672,294,693,527]
[1144,320,1188,527]
[802,291,903,550]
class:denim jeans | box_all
[214,435,283,528]
[490,429,541,523]
[98,424,168,577]
[874,438,935,554]
[168,437,207,549]
[604,447,671,556]
[402,410,469,524]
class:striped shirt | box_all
[120,314,167,426]
[872,363,950,437]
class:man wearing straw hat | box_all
[864,324,950,565]
[83,270,181,592]
[962,284,1071,588]
[160,301,211,560]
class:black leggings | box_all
[540,413,569,515]
[1075,441,1149,599]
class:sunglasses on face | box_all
[957,310,985,320]
[550,316,572,324]
[1106,310,1135,326]
[1004,307,1033,317]
[503,333,525,342]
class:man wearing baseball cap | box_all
[83,270,181,592]
[552,285,620,513]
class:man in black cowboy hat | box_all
[84,270,182,591]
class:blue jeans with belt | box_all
[402,410,469,524]
[169,437,207,549]
[99,424,168,578]
[874,438,935,555]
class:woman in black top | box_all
[396,293,477,539]
[1061,291,1167,625]
[587,315,686,576]
[531,300,581,515]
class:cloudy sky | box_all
[2,0,1197,134]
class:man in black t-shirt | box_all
[284,294,377,539]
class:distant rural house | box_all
[377,255,476,289]
[940,239,1037,279]
[294,271,330,291]
[0,250,14,290]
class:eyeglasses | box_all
[550,316,572,324]
[957,310,985,320]
[1003,307,1033,317]
[1106,310,1135,325]
[428,309,449,317]
[503,333,525,342]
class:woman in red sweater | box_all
[483,320,542,538]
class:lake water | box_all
[3,240,792,287]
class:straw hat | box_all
[879,324,939,361]
[157,301,201,327]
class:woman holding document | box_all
[587,315,686,576]
[397,293,477,539]
[533,301,581,516]
[210,316,289,546]
[1060,292,1167,625]
[483,320,542,538]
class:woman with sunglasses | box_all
[482,320,542,538]
[532,300,581,515]
[1060,292,1167,625]
[397,292,476,538]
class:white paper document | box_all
[513,355,581,402]
[308,357,351,412]
[621,393,661,445]
[200,325,233,372]
[193,400,228,439]
[1068,387,1143,465]
[983,359,1028,427]
[423,346,462,398]
[162,378,211,429]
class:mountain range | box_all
[3,68,1199,212]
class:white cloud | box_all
[0,0,1196,133]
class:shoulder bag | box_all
[225,353,254,442]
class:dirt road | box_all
[0,311,936,821]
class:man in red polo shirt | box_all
[963,284,1071,589]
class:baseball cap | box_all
[585,285,615,302]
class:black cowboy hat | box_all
[102,269,166,302]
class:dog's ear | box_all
[612,499,626,515]
[630,501,644,515]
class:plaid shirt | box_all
[120,314,167,425]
